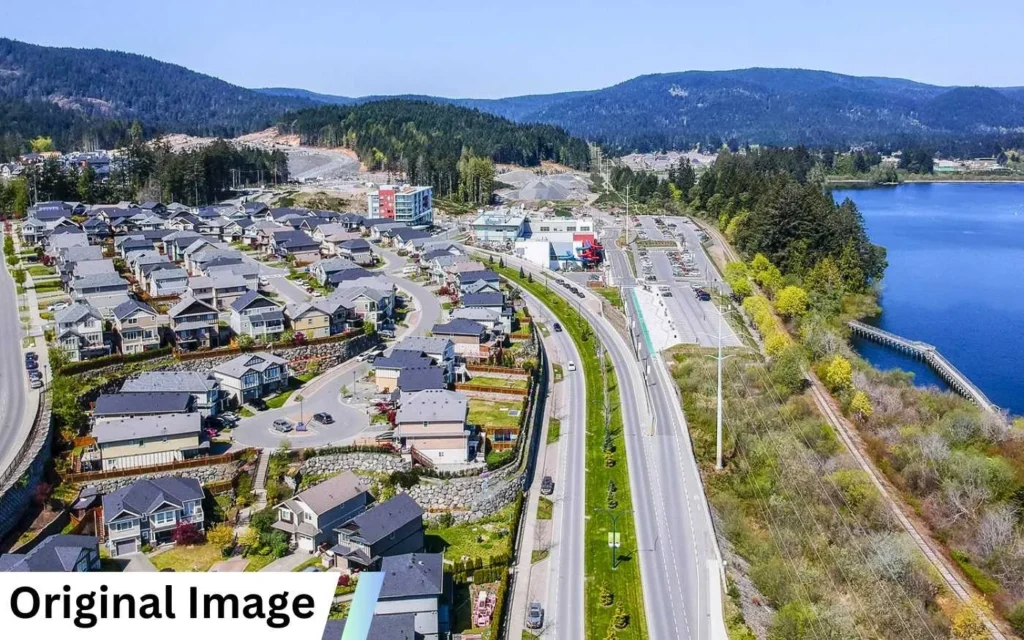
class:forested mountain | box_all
[266,69,1024,153]
[277,100,590,198]
[0,38,311,140]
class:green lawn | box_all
[530,550,549,565]
[537,497,553,520]
[150,543,223,572]
[593,286,624,311]
[467,375,529,391]
[33,280,63,293]
[547,418,561,444]
[467,398,523,427]
[238,407,255,418]
[425,503,515,563]
[27,265,55,277]
[494,262,648,640]
[293,556,324,572]
[243,553,277,572]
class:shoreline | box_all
[828,178,1024,185]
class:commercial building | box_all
[368,185,433,226]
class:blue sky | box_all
[4,0,1022,98]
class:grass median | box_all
[495,263,648,640]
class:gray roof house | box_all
[0,535,100,572]
[211,352,289,405]
[229,290,285,342]
[93,392,193,419]
[321,613,416,640]
[395,390,475,466]
[54,301,107,362]
[121,371,221,417]
[273,471,372,552]
[102,477,205,556]
[87,412,203,472]
[168,296,219,350]
[329,493,425,572]
[376,553,448,640]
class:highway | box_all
[481,245,725,640]
[0,260,33,484]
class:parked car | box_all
[312,412,334,424]
[250,398,268,411]
[258,276,270,287]
[25,358,38,371]
[24,352,37,365]
[219,412,239,424]
[540,476,554,495]
[567,361,576,372]
[29,378,43,390]
[553,322,562,332]
[46,302,68,312]
[526,602,544,630]
[273,418,293,433]
[27,370,42,381]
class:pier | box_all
[848,320,998,414]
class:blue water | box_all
[833,183,1024,415]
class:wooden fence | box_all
[62,448,252,483]
[455,383,528,397]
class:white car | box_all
[258,276,270,287]
[47,302,69,312]
[567,361,577,372]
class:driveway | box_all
[259,550,315,572]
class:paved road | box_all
[232,249,441,449]
[526,292,586,640]
[487,247,724,640]
[0,259,34,482]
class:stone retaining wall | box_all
[78,461,241,495]
[299,452,410,476]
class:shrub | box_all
[600,583,614,607]
[774,285,809,318]
[207,524,235,549]
[1007,601,1024,634]
[821,355,853,392]
[613,604,630,630]
[171,521,205,546]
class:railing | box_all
[62,448,252,483]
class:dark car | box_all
[24,351,37,363]
[250,398,268,411]
[553,323,562,332]
[313,412,334,424]
[540,475,554,496]
[25,358,38,371]
[27,370,42,381]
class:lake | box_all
[832,183,1024,416]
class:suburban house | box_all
[397,366,447,394]
[311,256,361,286]
[205,261,259,290]
[86,412,203,471]
[374,553,448,640]
[0,535,101,573]
[430,319,491,358]
[54,302,107,362]
[102,477,205,556]
[112,299,163,355]
[70,272,130,308]
[187,273,249,311]
[373,350,436,392]
[168,296,220,350]
[449,307,503,333]
[271,229,321,264]
[120,371,220,417]
[461,291,512,333]
[338,238,374,265]
[229,290,285,342]
[392,337,456,380]
[211,352,289,406]
[456,270,501,296]
[148,266,190,297]
[92,392,194,420]
[272,471,372,552]
[394,389,476,465]
[285,295,355,339]
[328,493,425,572]
[332,285,393,329]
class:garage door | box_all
[115,539,138,556]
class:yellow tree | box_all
[850,390,873,419]
[775,285,809,319]
[951,597,991,640]
[823,355,853,392]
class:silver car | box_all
[272,418,293,433]
[526,602,544,630]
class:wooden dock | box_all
[848,320,997,413]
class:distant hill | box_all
[0,38,312,140]
[262,69,1024,152]
[2,36,1024,156]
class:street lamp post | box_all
[297,394,304,426]
[606,511,621,570]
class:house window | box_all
[265,367,280,380]
[110,520,136,532]
[152,511,176,526]
[303,511,313,522]
[242,372,259,388]
[279,509,293,523]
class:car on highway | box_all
[526,602,544,630]
[540,475,554,495]
[272,418,293,433]
[553,322,562,332]
[312,412,334,424]
[567,361,577,372]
